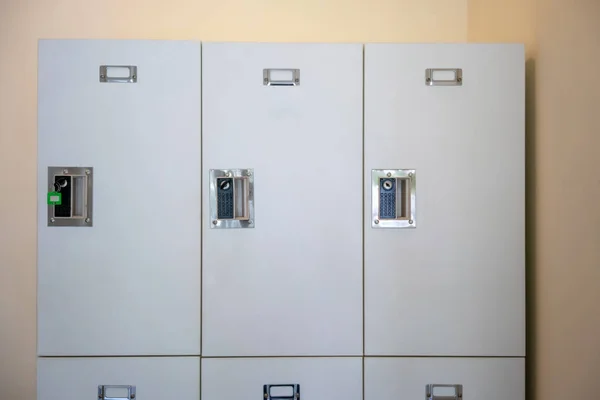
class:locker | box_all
[201,43,363,356]
[202,357,362,400]
[364,44,526,356]
[364,357,524,400]
[37,40,202,356]
[38,357,200,400]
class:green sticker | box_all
[47,191,62,205]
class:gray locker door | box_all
[365,357,524,400]
[38,357,200,400]
[202,43,363,357]
[202,358,362,400]
[37,40,201,356]
[364,44,525,356]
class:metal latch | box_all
[263,69,300,86]
[98,385,136,400]
[426,384,462,400]
[99,65,137,83]
[425,68,462,86]
[263,384,300,400]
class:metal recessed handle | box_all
[426,384,462,400]
[209,169,255,229]
[98,385,136,400]
[100,65,137,83]
[263,384,300,400]
[47,166,93,227]
[371,169,416,228]
[425,68,462,86]
[263,69,300,86]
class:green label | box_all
[47,191,62,205]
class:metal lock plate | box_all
[47,166,93,227]
[371,169,416,228]
[209,168,254,229]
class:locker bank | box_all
[37,40,525,400]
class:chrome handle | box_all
[263,69,300,86]
[100,65,137,83]
[425,68,462,86]
[426,384,463,400]
[263,384,300,400]
[98,385,136,400]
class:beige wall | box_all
[1,1,599,399]
[533,0,600,398]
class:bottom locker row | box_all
[38,357,524,399]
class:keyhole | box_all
[382,179,393,190]
[54,178,68,191]
[220,180,231,190]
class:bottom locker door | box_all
[202,357,362,400]
[365,358,524,400]
[38,357,200,400]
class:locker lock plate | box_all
[209,168,254,229]
[371,169,416,228]
[47,166,93,227]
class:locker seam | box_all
[36,39,41,361]
[200,41,203,400]
[201,355,364,359]
[360,355,526,359]
[361,43,366,400]
[200,43,203,356]
[36,354,525,359]
[38,355,203,358]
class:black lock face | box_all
[53,176,72,218]
[379,178,396,219]
[217,177,234,219]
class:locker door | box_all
[38,357,200,400]
[364,44,525,356]
[202,43,363,356]
[37,40,201,356]
[365,357,524,400]
[202,358,362,400]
